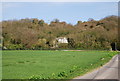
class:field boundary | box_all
[73,54,119,79]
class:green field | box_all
[2,50,118,79]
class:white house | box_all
[52,37,68,48]
[56,37,68,43]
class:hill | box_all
[0,15,119,50]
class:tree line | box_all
[0,15,120,50]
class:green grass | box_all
[2,50,118,79]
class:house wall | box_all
[57,38,68,43]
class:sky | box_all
[2,2,118,25]
[1,0,120,2]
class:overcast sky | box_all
[1,2,118,24]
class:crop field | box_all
[2,50,118,79]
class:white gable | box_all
[57,37,68,43]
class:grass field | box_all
[2,50,118,79]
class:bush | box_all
[6,44,24,50]
[58,43,68,49]
[57,71,68,78]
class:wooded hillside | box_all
[1,15,119,50]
